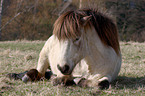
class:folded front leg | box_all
[74,76,110,90]
[22,69,52,83]
[52,75,75,86]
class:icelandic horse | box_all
[22,8,122,89]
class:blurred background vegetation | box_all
[0,0,145,41]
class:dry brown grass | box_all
[0,41,145,95]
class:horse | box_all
[22,8,122,89]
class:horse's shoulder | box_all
[39,35,55,55]
[44,35,55,48]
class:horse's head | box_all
[53,10,92,75]
[56,37,83,75]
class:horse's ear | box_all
[81,15,92,26]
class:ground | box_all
[0,40,145,96]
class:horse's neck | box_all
[84,27,108,57]
[83,27,116,72]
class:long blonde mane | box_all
[53,8,120,55]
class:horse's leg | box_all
[74,76,110,90]
[7,69,52,82]
[36,46,50,76]
[22,69,52,83]
[97,76,110,90]
[52,75,75,86]
[22,46,50,83]
[7,71,28,80]
[98,79,109,90]
[74,77,89,87]
[52,64,75,86]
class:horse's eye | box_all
[74,37,80,42]
[75,38,79,41]
[73,37,80,45]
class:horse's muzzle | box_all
[57,64,71,75]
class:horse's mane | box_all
[53,8,120,55]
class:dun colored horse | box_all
[11,8,122,90]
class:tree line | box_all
[0,0,145,41]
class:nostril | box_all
[64,65,69,72]
[57,64,70,74]
[57,64,61,71]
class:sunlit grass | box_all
[0,41,145,95]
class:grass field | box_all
[0,40,145,96]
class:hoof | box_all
[7,71,28,80]
[22,74,30,83]
[52,76,75,86]
[45,71,53,80]
[22,69,41,83]
[26,69,41,81]
[74,78,88,87]
[7,73,19,80]
[22,69,53,83]
[98,80,109,90]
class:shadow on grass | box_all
[111,76,145,89]
[6,71,145,90]
[5,70,145,91]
